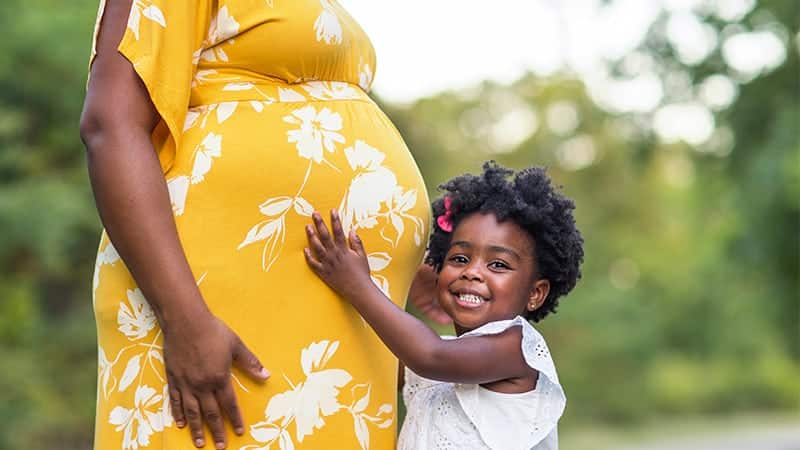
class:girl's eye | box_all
[489,261,510,270]
[448,255,468,264]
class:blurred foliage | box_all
[0,0,797,449]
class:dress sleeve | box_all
[89,0,212,173]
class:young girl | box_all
[303,162,584,450]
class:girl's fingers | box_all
[330,209,346,245]
[305,224,327,258]
[348,230,366,257]
[312,212,333,248]
[304,247,323,272]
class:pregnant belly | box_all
[163,83,430,293]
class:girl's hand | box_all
[408,264,453,325]
[304,210,373,299]
[162,312,269,449]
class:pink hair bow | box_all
[436,197,454,232]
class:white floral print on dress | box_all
[242,341,394,450]
[117,288,156,341]
[338,140,424,246]
[358,62,373,92]
[191,132,223,184]
[126,1,166,41]
[302,81,361,101]
[201,6,240,62]
[166,175,190,216]
[284,106,345,164]
[93,240,120,293]
[109,385,170,450]
[367,252,392,297]
[314,0,343,45]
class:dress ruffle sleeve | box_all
[454,316,567,450]
[89,0,212,173]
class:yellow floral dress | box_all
[88,1,429,449]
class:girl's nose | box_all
[460,263,484,282]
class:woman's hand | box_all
[304,210,373,299]
[162,312,269,449]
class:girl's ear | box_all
[527,279,550,311]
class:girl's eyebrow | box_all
[488,245,522,261]
[449,240,472,251]
[450,241,522,261]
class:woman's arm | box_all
[80,1,267,448]
[304,211,533,384]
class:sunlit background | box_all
[0,1,797,449]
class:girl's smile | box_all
[437,212,550,335]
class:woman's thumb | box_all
[233,339,270,381]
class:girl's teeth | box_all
[458,294,485,304]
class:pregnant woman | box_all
[80,1,429,449]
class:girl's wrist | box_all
[339,272,381,305]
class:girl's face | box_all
[436,212,550,335]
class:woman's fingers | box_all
[167,373,186,428]
[217,382,245,436]
[232,337,270,381]
[198,392,227,449]
[182,392,207,448]
[163,317,263,448]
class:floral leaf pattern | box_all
[191,132,223,184]
[301,81,361,101]
[358,61,373,92]
[279,88,307,102]
[126,1,166,41]
[117,289,156,341]
[337,141,422,248]
[93,241,120,293]
[109,385,168,450]
[367,252,392,297]
[200,6,240,62]
[241,341,393,450]
[118,354,142,393]
[98,346,117,399]
[166,175,190,216]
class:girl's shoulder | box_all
[458,316,562,386]
[454,316,566,449]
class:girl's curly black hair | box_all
[425,161,584,322]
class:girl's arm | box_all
[80,1,268,447]
[304,211,533,384]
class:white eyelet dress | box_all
[398,316,566,450]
